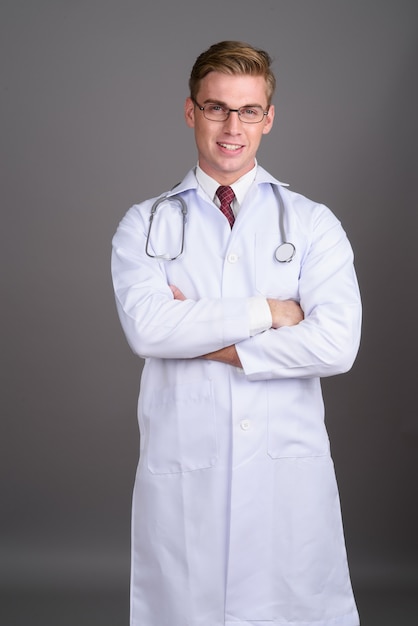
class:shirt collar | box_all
[195,161,258,207]
[165,163,288,200]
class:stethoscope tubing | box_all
[145,194,188,261]
[272,184,296,263]
[145,184,296,263]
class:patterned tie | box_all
[216,186,235,228]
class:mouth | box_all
[217,142,244,152]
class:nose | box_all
[223,110,242,133]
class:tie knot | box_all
[216,185,235,206]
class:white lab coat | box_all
[111,166,362,626]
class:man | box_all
[112,41,361,626]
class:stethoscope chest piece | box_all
[275,242,296,263]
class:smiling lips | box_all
[218,142,243,151]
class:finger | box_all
[169,285,186,301]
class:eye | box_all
[242,107,258,116]
[207,103,225,113]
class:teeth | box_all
[219,143,241,151]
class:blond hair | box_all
[189,41,276,104]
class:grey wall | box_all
[2,0,417,610]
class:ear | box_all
[184,97,195,128]
[262,104,275,135]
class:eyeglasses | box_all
[193,100,269,124]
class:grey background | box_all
[1,1,417,624]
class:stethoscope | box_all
[145,184,296,263]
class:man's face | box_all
[184,72,275,186]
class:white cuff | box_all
[248,297,272,336]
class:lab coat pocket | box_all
[146,380,218,474]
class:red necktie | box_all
[216,186,235,228]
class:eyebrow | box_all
[202,98,264,108]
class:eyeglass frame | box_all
[192,99,270,124]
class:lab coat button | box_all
[240,419,250,431]
[227,253,239,264]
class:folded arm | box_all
[170,285,304,367]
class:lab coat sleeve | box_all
[236,205,362,380]
[111,205,251,360]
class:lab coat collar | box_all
[254,165,289,188]
[165,166,288,199]
[165,169,199,198]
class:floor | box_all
[1,585,417,625]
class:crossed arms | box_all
[170,285,304,367]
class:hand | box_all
[267,298,304,329]
[170,285,186,301]
[201,345,242,367]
